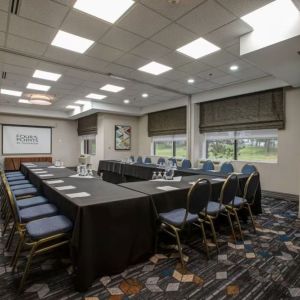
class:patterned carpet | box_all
[0,194,300,300]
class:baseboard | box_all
[262,190,299,202]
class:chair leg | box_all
[11,234,25,272]
[246,203,256,233]
[5,222,16,250]
[233,209,244,241]
[3,211,12,236]
[226,210,237,243]
[208,217,219,253]
[200,221,210,259]
[19,243,38,293]
[174,229,185,269]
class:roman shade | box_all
[199,88,285,133]
[148,106,186,137]
[77,114,97,136]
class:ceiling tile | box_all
[204,19,252,48]
[0,32,5,46]
[130,40,170,60]
[115,54,148,70]
[0,52,39,68]
[64,68,94,80]
[161,70,191,81]
[43,46,81,64]
[87,43,124,62]
[159,51,193,68]
[19,0,68,27]
[216,0,274,17]
[74,56,108,72]
[36,61,67,74]
[50,0,76,7]
[1,63,34,76]
[100,27,144,52]
[8,15,56,44]
[6,34,48,56]
[196,80,221,90]
[0,0,9,11]
[200,50,237,67]
[211,74,239,85]
[140,0,205,20]
[177,0,236,35]
[225,42,240,56]
[0,11,7,31]
[61,10,111,41]
[218,59,254,73]
[197,68,227,80]
[178,61,211,74]
[151,23,197,49]
[117,4,170,38]
[104,63,134,77]
[238,67,268,80]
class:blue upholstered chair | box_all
[157,157,165,165]
[157,179,211,265]
[129,155,134,162]
[200,174,239,251]
[241,164,257,174]
[3,182,72,292]
[136,156,143,164]
[144,157,152,164]
[226,172,259,238]
[181,159,192,169]
[220,162,234,174]
[7,175,26,181]
[10,183,34,191]
[9,179,30,186]
[168,158,177,167]
[5,171,23,177]
[202,160,214,171]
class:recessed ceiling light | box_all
[51,30,94,54]
[176,37,220,59]
[241,0,298,29]
[27,83,51,91]
[85,93,107,100]
[138,61,172,75]
[230,65,239,71]
[75,100,89,105]
[0,89,22,97]
[30,99,52,105]
[123,99,130,104]
[142,93,148,98]
[33,70,62,81]
[187,78,195,84]
[66,105,80,109]
[74,0,135,24]
[100,84,125,93]
[18,99,31,104]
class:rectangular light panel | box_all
[86,93,107,100]
[138,61,172,75]
[0,89,22,97]
[26,83,51,91]
[51,30,94,54]
[74,0,135,24]
[33,70,62,81]
[100,84,125,93]
[176,37,220,59]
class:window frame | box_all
[152,135,187,158]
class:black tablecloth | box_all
[42,178,154,291]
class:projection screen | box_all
[2,125,52,154]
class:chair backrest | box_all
[244,172,260,205]
[202,160,214,171]
[136,156,143,164]
[181,159,191,169]
[220,162,234,174]
[220,173,239,206]
[157,157,165,165]
[144,157,152,164]
[241,164,257,175]
[168,158,177,166]
[130,155,134,162]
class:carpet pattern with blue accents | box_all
[0,194,299,300]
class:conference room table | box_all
[20,161,52,176]
[98,160,262,214]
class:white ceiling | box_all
[0,0,296,116]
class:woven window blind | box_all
[148,106,186,137]
[77,113,97,136]
[199,88,285,133]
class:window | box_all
[81,135,96,155]
[153,135,187,157]
[205,129,278,162]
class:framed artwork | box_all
[115,125,131,150]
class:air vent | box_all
[10,0,21,15]
[1,72,6,79]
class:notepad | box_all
[31,168,44,171]
[69,174,94,179]
[40,174,54,177]
[46,180,64,184]
[56,185,76,191]
[212,178,226,182]
[156,186,179,191]
[66,192,90,198]
[34,171,48,174]
[151,176,182,182]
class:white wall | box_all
[0,114,80,167]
